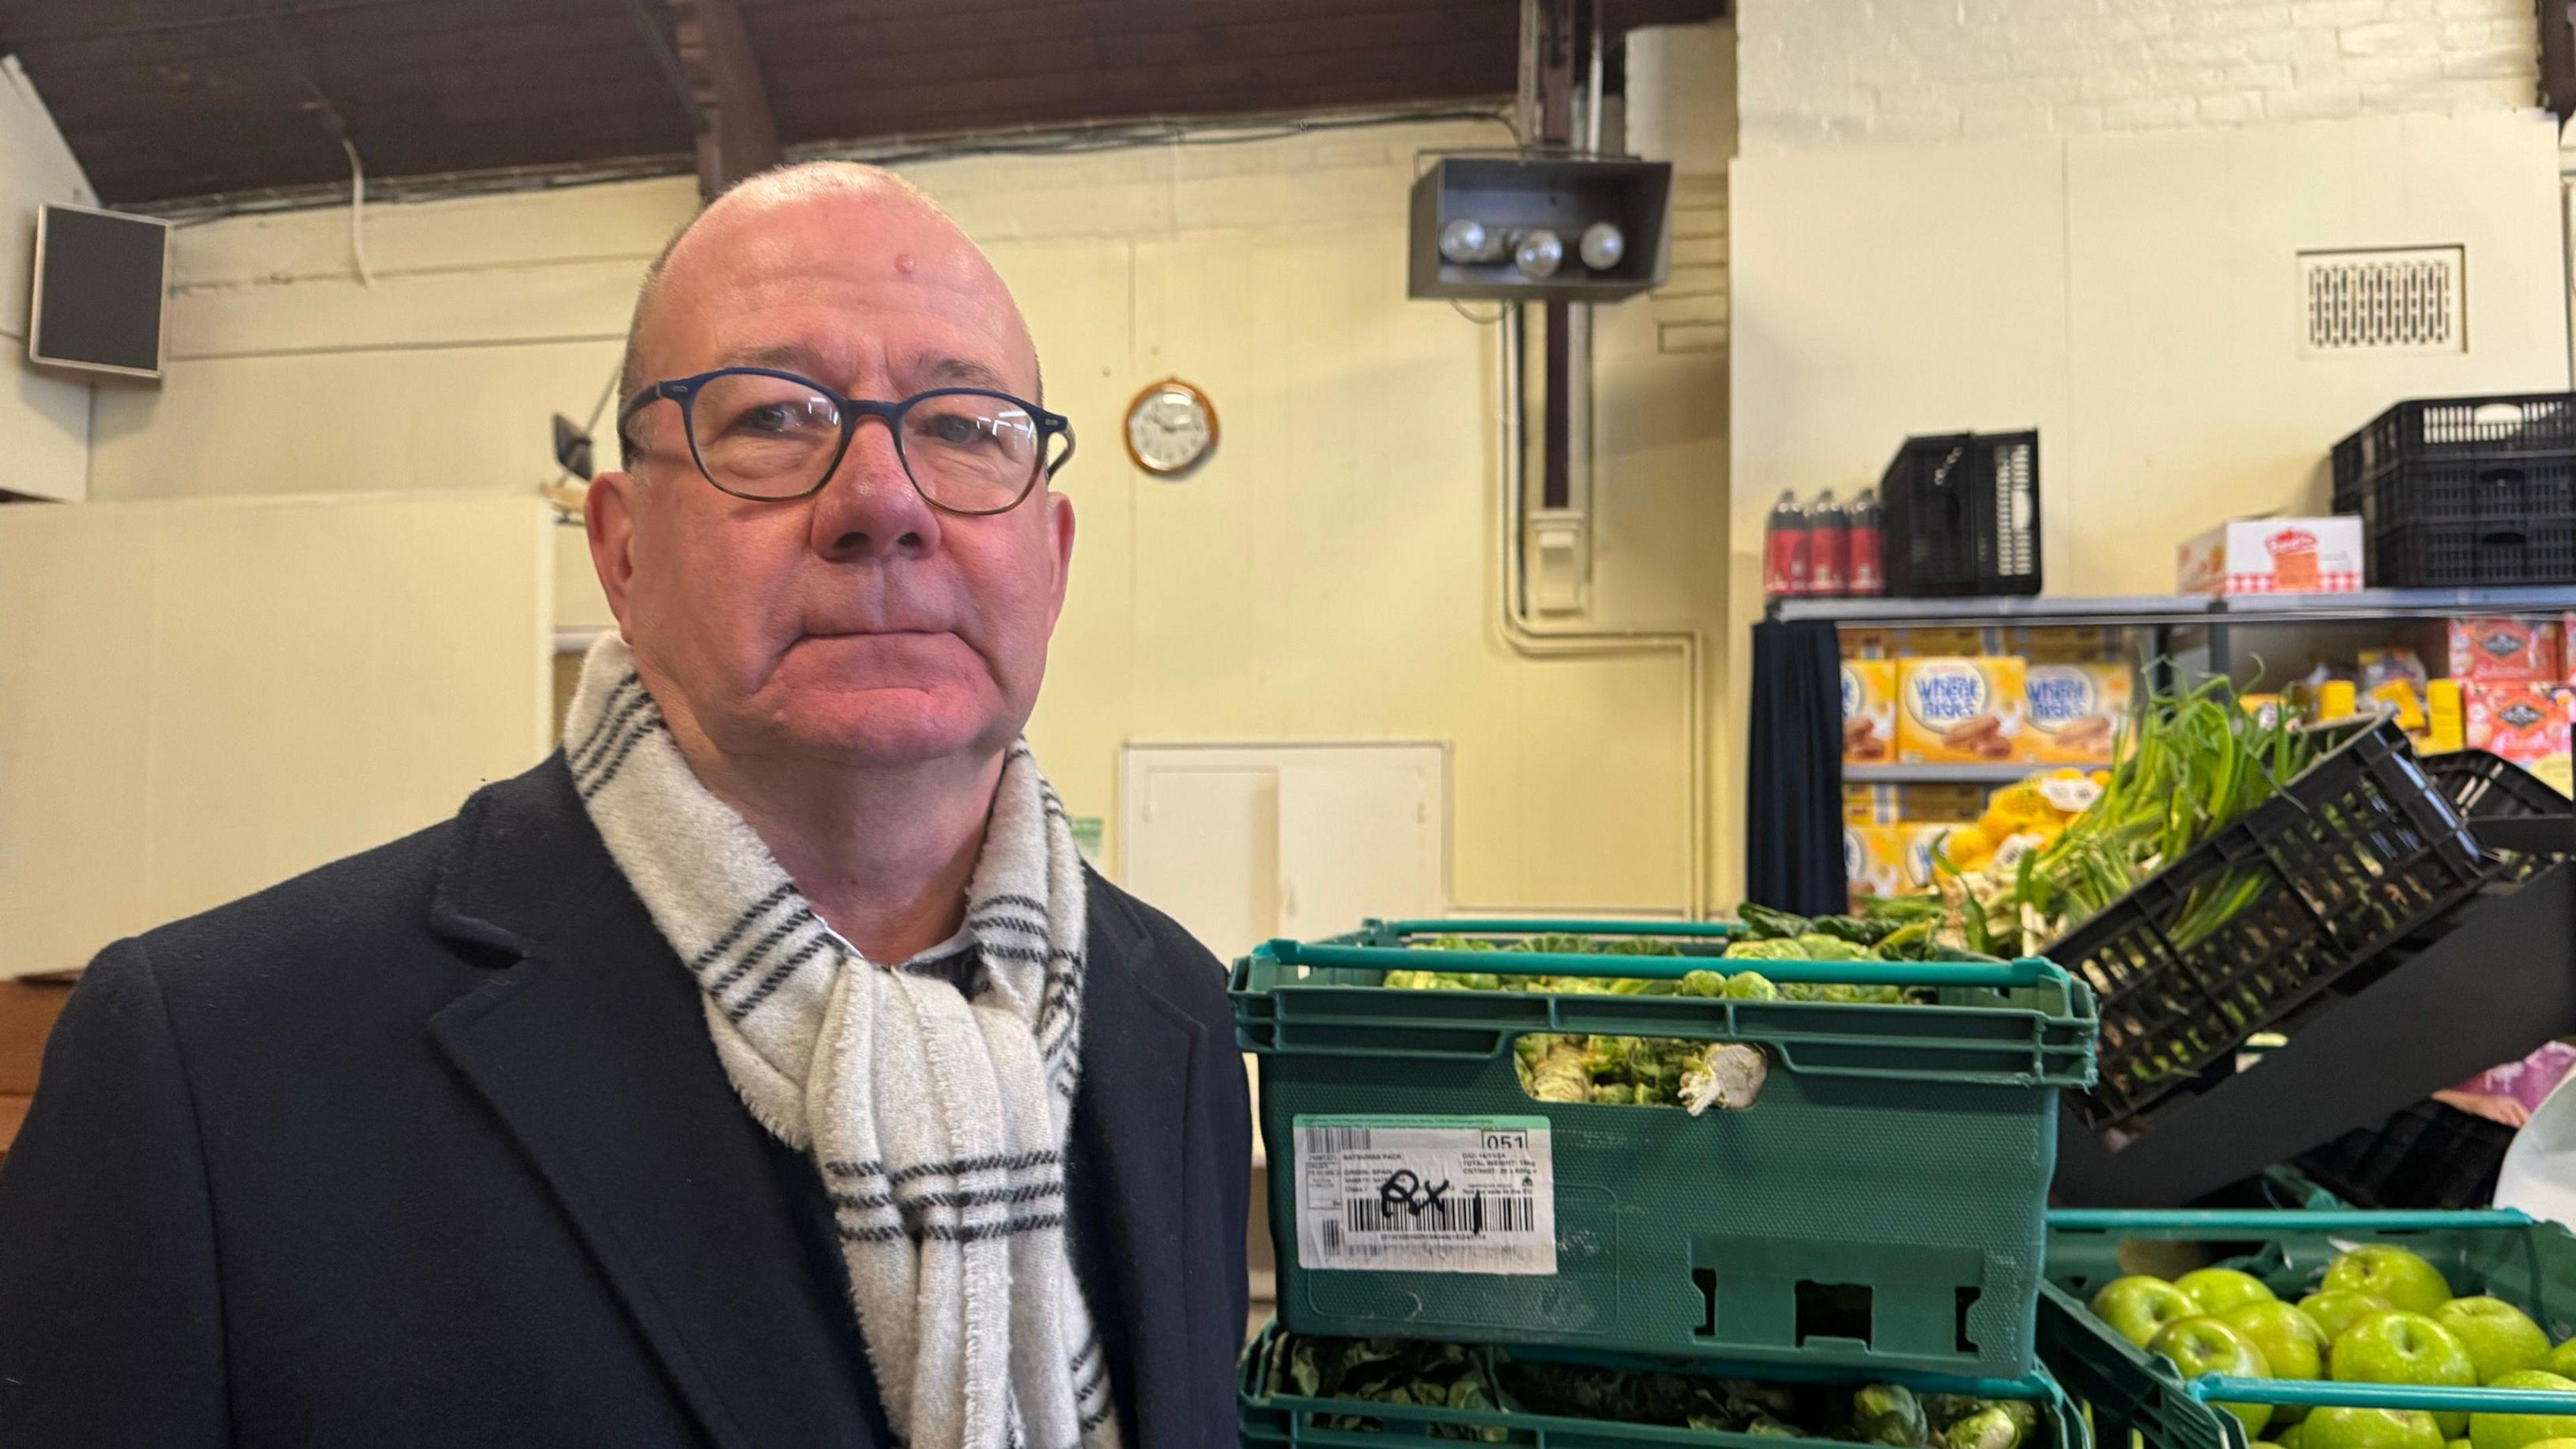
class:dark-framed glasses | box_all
[617,367,1075,515]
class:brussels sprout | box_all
[1746,1415,1803,1438]
[1941,1405,2028,1449]
[1723,971,1780,1001]
[1680,969,1730,998]
[1589,1082,1637,1106]
[1852,1383,1931,1446]
[1724,938,1805,961]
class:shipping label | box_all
[1293,1115,1556,1276]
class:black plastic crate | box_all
[2293,1099,2514,1210]
[2056,720,2487,1133]
[2358,453,2576,531]
[2427,749,2565,881]
[2369,516,2576,587]
[1880,430,2042,597]
[2333,392,2576,513]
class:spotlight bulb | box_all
[1578,221,1626,271]
[1438,218,1495,264]
[1512,228,1564,280]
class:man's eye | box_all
[924,414,994,447]
[735,403,804,435]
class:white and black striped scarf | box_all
[564,633,1119,1449]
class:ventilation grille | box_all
[2299,247,2465,357]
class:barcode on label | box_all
[1301,1127,1375,1154]
[1343,1193,1535,1236]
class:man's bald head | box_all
[615,162,1037,467]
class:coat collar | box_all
[425,755,1203,1449]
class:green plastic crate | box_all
[1233,920,2100,1379]
[1240,1318,2093,1449]
[2039,1210,2576,1449]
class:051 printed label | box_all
[1291,1114,1556,1276]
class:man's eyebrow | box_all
[722,342,827,372]
[920,356,1012,391]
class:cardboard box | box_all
[1896,627,1991,657]
[1900,784,1989,822]
[1896,822,1960,892]
[0,979,70,1097]
[1840,658,1896,765]
[2447,617,2559,684]
[1844,824,1905,903]
[1839,628,1896,661]
[1896,656,2027,763]
[2178,517,2364,596]
[2024,663,2131,764]
[2010,626,2123,665]
[2463,682,2572,768]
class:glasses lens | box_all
[689,374,844,498]
[902,393,1042,512]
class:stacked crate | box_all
[1231,919,2103,1446]
[2332,394,2576,588]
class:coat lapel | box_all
[425,759,877,1449]
[1073,891,1213,1449]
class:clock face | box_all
[1126,380,1216,475]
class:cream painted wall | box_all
[82,98,1737,915]
[0,494,556,977]
[0,56,96,501]
[1724,113,2573,875]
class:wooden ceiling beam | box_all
[669,0,780,198]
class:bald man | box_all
[0,164,1250,1449]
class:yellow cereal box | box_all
[1840,628,1896,660]
[1898,627,1990,657]
[1896,657,2027,763]
[1843,785,1898,826]
[1896,822,1962,892]
[2024,663,2132,764]
[1840,658,1896,765]
[1844,824,1905,904]
[1898,784,1987,822]
[2010,626,2123,665]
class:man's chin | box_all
[765,695,1016,767]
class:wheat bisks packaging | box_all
[1896,657,2026,763]
[2025,663,2130,764]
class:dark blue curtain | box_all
[1745,618,1846,915]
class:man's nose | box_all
[808,417,941,561]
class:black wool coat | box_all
[0,755,1251,1448]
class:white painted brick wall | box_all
[1737,0,2541,152]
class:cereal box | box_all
[2177,517,2364,595]
[1900,784,1988,822]
[1896,656,2027,763]
[2448,617,2559,683]
[1844,824,1905,904]
[1898,627,1992,657]
[2024,663,2131,764]
[1844,785,1898,826]
[1840,658,1896,765]
[2463,682,2572,767]
[2010,626,2123,665]
[1896,822,1962,892]
[1839,628,1896,661]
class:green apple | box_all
[2453,1440,2474,1449]
[2545,1339,2576,1381]
[2333,1311,2479,1435]
[2298,1407,2445,1449]
[2094,1275,2203,1348]
[2184,1268,2284,1316]
[2519,1441,2576,1449]
[2438,1298,2553,1383]
[2306,1291,2400,1343]
[2153,1316,2275,1437]
[2467,1369,2576,1449]
[2279,1426,2307,1449]
[2324,1247,2457,1316]
[2232,1299,2331,1419]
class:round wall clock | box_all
[1124,378,1218,476]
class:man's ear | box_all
[585,470,643,629]
[1045,490,1076,622]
